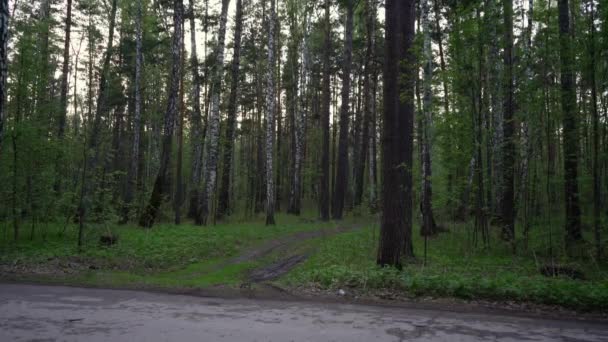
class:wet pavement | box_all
[1,283,607,341]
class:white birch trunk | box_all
[265,0,277,225]
[197,0,231,225]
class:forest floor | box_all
[1,214,607,317]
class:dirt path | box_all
[183,224,357,282]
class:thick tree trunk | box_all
[501,0,516,242]
[217,0,244,220]
[558,0,582,249]
[197,0,231,225]
[377,0,416,267]
[265,0,277,225]
[139,0,183,228]
[187,0,205,219]
[332,2,354,220]
[319,0,331,221]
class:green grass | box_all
[0,214,334,287]
[282,223,608,312]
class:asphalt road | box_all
[1,284,607,341]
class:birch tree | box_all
[139,0,183,228]
[265,0,277,225]
[196,0,231,225]
[288,4,308,216]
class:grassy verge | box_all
[282,223,608,312]
[0,214,334,288]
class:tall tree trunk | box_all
[0,0,7,154]
[139,0,183,228]
[187,0,205,219]
[501,0,516,242]
[488,0,503,219]
[354,0,375,208]
[175,27,186,225]
[217,0,244,220]
[58,0,73,138]
[589,0,600,258]
[122,0,144,223]
[420,0,438,236]
[332,2,354,220]
[377,0,416,267]
[265,0,277,225]
[78,0,118,231]
[559,0,582,249]
[196,0,231,225]
[288,12,308,216]
[319,0,331,221]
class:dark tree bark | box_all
[175,29,186,225]
[0,0,7,154]
[122,0,144,224]
[288,12,309,216]
[589,0,601,259]
[78,0,118,232]
[558,0,582,249]
[187,0,205,219]
[501,0,515,242]
[420,0,438,237]
[354,0,375,208]
[377,0,416,267]
[58,0,73,138]
[319,0,331,221]
[139,0,183,228]
[332,1,354,220]
[217,0,244,220]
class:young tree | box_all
[558,0,582,250]
[332,0,354,220]
[139,0,183,228]
[377,0,416,267]
[197,0,231,225]
[265,0,277,225]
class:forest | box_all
[0,0,607,312]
